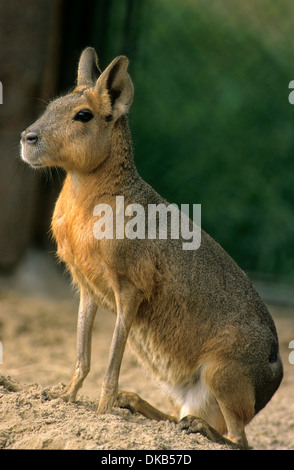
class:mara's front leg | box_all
[96,280,143,414]
[58,287,98,402]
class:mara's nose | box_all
[22,131,39,145]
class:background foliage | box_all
[130,0,294,280]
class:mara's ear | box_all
[77,47,101,87]
[95,56,134,120]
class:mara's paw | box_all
[41,383,77,403]
[179,415,239,449]
[115,390,139,414]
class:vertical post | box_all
[0,81,2,104]
[0,341,3,364]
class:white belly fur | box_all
[161,365,223,428]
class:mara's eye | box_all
[73,109,94,123]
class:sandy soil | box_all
[0,250,293,451]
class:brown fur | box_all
[20,47,283,449]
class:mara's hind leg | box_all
[204,360,256,449]
[115,390,239,449]
[116,390,177,423]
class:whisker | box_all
[35,97,50,106]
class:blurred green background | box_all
[0,0,294,289]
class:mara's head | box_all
[20,47,134,173]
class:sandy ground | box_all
[0,250,293,451]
